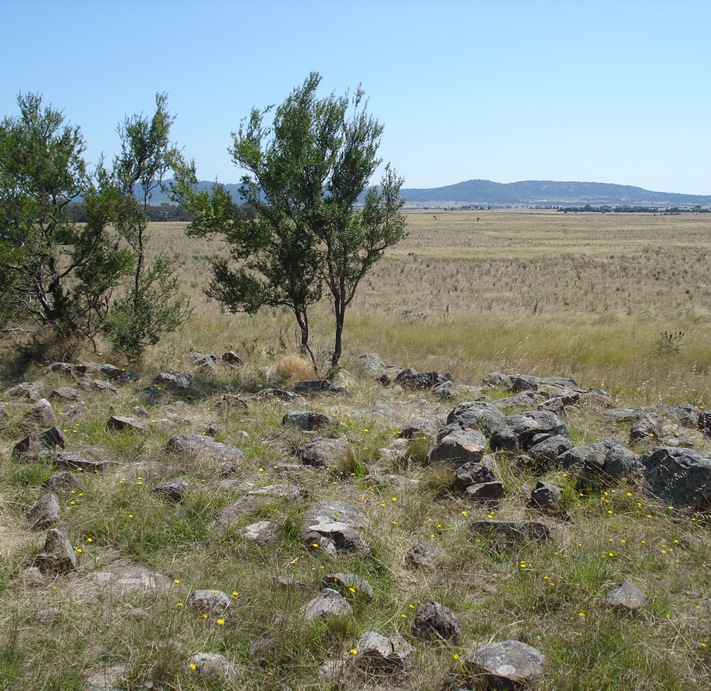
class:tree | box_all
[103,93,191,359]
[0,93,131,343]
[173,72,405,368]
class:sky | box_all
[2,0,710,194]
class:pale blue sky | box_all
[2,1,710,193]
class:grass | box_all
[0,209,709,689]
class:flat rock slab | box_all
[107,415,148,434]
[243,520,278,543]
[248,484,309,500]
[82,559,173,594]
[165,434,245,465]
[213,495,271,529]
[428,428,486,467]
[466,639,546,685]
[54,452,111,473]
[470,520,550,547]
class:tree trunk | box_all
[295,307,317,372]
[331,298,345,369]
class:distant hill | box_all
[147,179,711,208]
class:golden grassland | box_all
[142,210,711,406]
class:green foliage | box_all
[0,94,131,340]
[173,72,405,368]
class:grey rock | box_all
[100,363,139,381]
[428,428,486,467]
[152,478,189,502]
[526,434,576,468]
[302,588,353,621]
[213,495,271,529]
[34,528,77,575]
[453,459,497,490]
[352,353,388,377]
[466,639,546,685]
[317,659,347,684]
[447,401,507,438]
[663,404,701,429]
[493,391,549,411]
[483,372,513,388]
[22,398,57,428]
[305,521,370,554]
[511,374,541,392]
[303,501,368,529]
[188,351,218,369]
[12,428,66,459]
[640,447,711,511]
[188,589,231,615]
[222,351,244,366]
[187,653,236,680]
[322,573,375,599]
[630,413,664,442]
[248,484,309,500]
[154,370,193,389]
[405,542,442,569]
[294,379,343,396]
[107,415,148,434]
[559,438,637,486]
[433,380,457,399]
[604,579,647,611]
[45,470,82,494]
[82,559,172,593]
[165,434,245,465]
[243,520,278,543]
[282,410,337,430]
[413,601,462,642]
[530,481,564,513]
[297,438,354,469]
[5,381,41,400]
[398,417,441,439]
[54,451,111,473]
[27,492,60,529]
[490,410,568,452]
[252,387,302,402]
[464,481,505,502]
[353,631,413,675]
[217,394,249,410]
[470,520,550,546]
[76,379,119,394]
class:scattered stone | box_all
[604,579,647,611]
[465,639,546,686]
[82,559,172,594]
[85,664,128,690]
[511,374,541,392]
[483,372,513,388]
[352,631,413,675]
[45,470,82,494]
[490,410,568,452]
[395,369,451,390]
[526,434,576,468]
[322,573,375,599]
[639,447,711,512]
[188,589,231,615]
[34,528,77,575]
[630,413,664,442]
[464,481,505,502]
[248,484,309,500]
[107,415,149,434]
[187,653,236,680]
[100,363,139,381]
[36,607,64,624]
[252,387,303,402]
[352,353,388,377]
[283,410,338,430]
[138,385,165,403]
[27,492,60,529]
[243,520,278,543]
[453,459,497,491]
[294,379,345,396]
[213,495,271,529]
[413,601,462,642]
[54,451,111,473]
[152,478,190,502]
[447,401,507,438]
[222,351,244,367]
[5,381,42,401]
[433,380,457,399]
[530,481,565,513]
[297,438,354,469]
[12,428,65,459]
[470,520,550,547]
[188,351,218,369]
[304,501,370,553]
[405,542,442,569]
[154,370,193,389]
[21,398,57,428]
[302,588,353,621]
[493,391,549,411]
[75,379,119,394]
[398,417,441,439]
[165,434,245,466]
[558,438,637,486]
[217,394,249,410]
[428,428,487,467]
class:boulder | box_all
[282,410,338,431]
[639,447,711,512]
[12,428,65,459]
[187,589,231,615]
[294,379,346,396]
[464,481,505,502]
[27,492,60,529]
[352,631,413,675]
[529,481,565,514]
[428,428,486,467]
[45,471,82,495]
[302,588,353,621]
[34,528,77,575]
[446,401,507,438]
[630,413,663,442]
[297,438,354,469]
[453,459,497,490]
[558,438,637,486]
[352,353,388,377]
[21,398,57,428]
[466,639,546,686]
[526,434,576,468]
[5,381,42,401]
[604,579,647,611]
[490,411,568,452]
[412,601,462,642]
[154,370,193,390]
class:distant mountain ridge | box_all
[149,179,711,207]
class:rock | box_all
[152,478,189,502]
[82,559,172,594]
[302,588,353,621]
[352,631,413,675]
[187,653,236,680]
[12,428,66,459]
[243,520,278,543]
[465,639,545,686]
[248,484,309,500]
[85,664,128,689]
[5,381,41,400]
[493,391,549,411]
[213,495,271,529]
[187,589,231,615]
[54,451,111,473]
[530,481,565,513]
[663,404,701,429]
[303,501,368,529]
[395,369,451,389]
[100,363,139,381]
[45,471,82,494]
[217,394,249,410]
[511,374,541,392]
[412,601,462,642]
[558,438,637,486]
[639,447,711,511]
[188,351,218,369]
[470,520,550,547]
[483,372,513,388]
[398,417,441,439]
[34,528,77,575]
[303,501,370,554]
[433,380,457,399]
[630,413,664,442]
[294,379,345,396]
[464,481,505,502]
[297,438,354,469]
[27,492,60,529]
[405,542,442,569]
[604,579,647,611]
[252,387,302,402]
[490,411,568,452]
[107,415,148,434]
[21,398,57,428]
[322,573,375,599]
[428,428,487,467]
[318,659,347,684]
[282,410,338,430]
[352,352,388,376]
[154,370,193,389]
[165,434,245,466]
[453,459,497,490]
[526,434,576,468]
[76,379,119,394]
[447,401,507,438]
[222,351,244,367]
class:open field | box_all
[0,210,709,690]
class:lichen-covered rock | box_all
[428,428,486,467]
[152,478,189,502]
[165,434,245,465]
[242,520,278,543]
[187,653,236,680]
[352,631,413,675]
[405,542,442,569]
[302,588,353,621]
[107,415,148,434]
[466,639,546,686]
[297,438,354,469]
[446,401,507,438]
[187,589,231,615]
[558,438,637,486]
[34,528,77,575]
[490,410,568,452]
[27,492,60,530]
[282,410,337,430]
[412,601,462,642]
[322,573,375,599]
[22,398,57,428]
[604,579,647,611]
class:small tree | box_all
[173,73,405,368]
[104,93,191,359]
[0,93,131,343]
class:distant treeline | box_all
[67,202,257,223]
[558,204,710,214]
